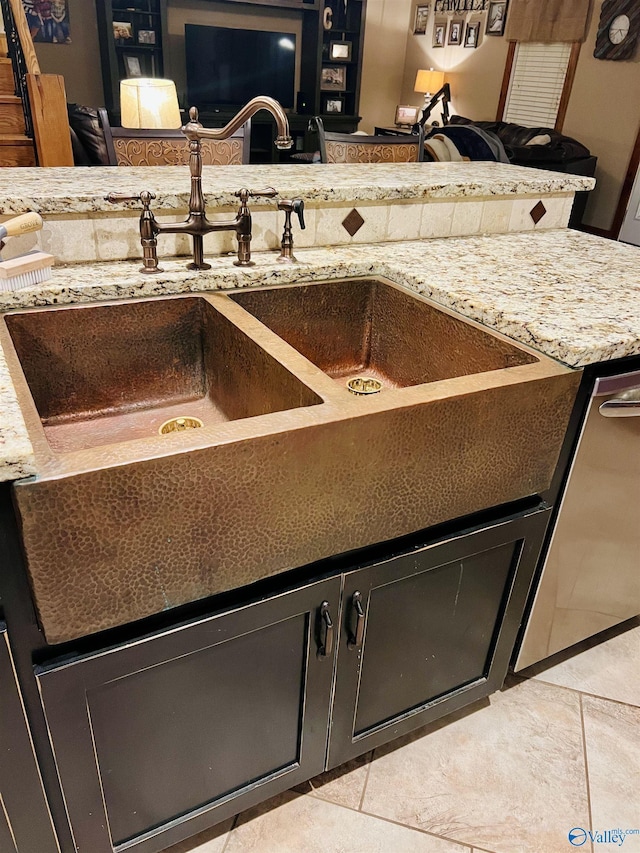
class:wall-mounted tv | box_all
[185,24,296,110]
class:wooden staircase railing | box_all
[2,0,73,166]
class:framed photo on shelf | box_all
[320,65,346,91]
[414,5,430,35]
[323,94,345,115]
[486,1,508,35]
[329,40,352,61]
[113,21,133,45]
[123,54,143,78]
[448,19,464,45]
[137,29,156,45]
[394,104,419,126]
[433,21,446,47]
[464,21,481,48]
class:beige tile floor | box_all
[166,618,639,853]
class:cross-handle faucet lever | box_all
[106,191,163,273]
[277,198,305,263]
[232,188,277,266]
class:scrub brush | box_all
[0,212,54,292]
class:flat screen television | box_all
[185,24,296,110]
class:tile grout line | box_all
[510,670,640,711]
[527,676,640,711]
[579,693,596,853]
[357,749,374,812]
[305,790,473,851]
[356,805,475,851]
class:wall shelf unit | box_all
[96,0,366,154]
[316,0,366,120]
[96,0,168,115]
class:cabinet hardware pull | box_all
[599,389,640,417]
[348,591,365,649]
[318,601,334,658]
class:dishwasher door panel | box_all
[515,371,640,670]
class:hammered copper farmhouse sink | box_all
[231,279,536,389]
[1,278,581,644]
[5,296,320,454]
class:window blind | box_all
[503,42,572,128]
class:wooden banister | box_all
[6,0,73,165]
[26,73,73,165]
[7,0,40,74]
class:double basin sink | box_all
[1,278,580,643]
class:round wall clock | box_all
[609,14,630,43]
[594,0,639,60]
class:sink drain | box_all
[347,377,383,395]
[159,416,204,435]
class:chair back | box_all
[313,117,423,164]
[99,109,250,166]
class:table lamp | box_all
[414,68,445,108]
[120,78,181,129]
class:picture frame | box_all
[432,21,446,48]
[464,21,481,48]
[26,0,71,44]
[137,29,156,45]
[123,54,143,78]
[113,21,133,45]
[320,65,346,91]
[448,19,464,45]
[414,5,430,35]
[486,1,508,36]
[323,95,345,115]
[329,40,352,61]
[394,104,420,126]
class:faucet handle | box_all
[246,187,278,200]
[277,197,305,264]
[105,191,156,211]
[234,187,278,209]
[277,197,305,230]
[292,199,305,230]
[105,191,160,274]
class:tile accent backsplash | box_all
[530,200,547,224]
[342,208,365,236]
[9,193,575,264]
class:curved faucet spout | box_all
[182,97,293,150]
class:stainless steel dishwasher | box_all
[515,368,640,670]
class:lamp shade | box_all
[120,78,181,129]
[414,68,445,94]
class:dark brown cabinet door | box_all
[0,625,60,853]
[327,507,549,768]
[37,577,340,853]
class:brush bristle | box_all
[0,251,54,292]
[0,265,52,292]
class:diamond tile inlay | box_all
[342,208,365,236]
[530,200,547,224]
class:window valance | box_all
[504,0,592,42]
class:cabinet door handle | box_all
[317,601,334,658]
[348,591,365,650]
[599,389,640,417]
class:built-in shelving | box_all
[96,0,167,115]
[96,0,366,152]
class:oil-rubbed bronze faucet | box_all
[107,97,293,272]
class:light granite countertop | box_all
[1,228,638,482]
[0,162,594,215]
